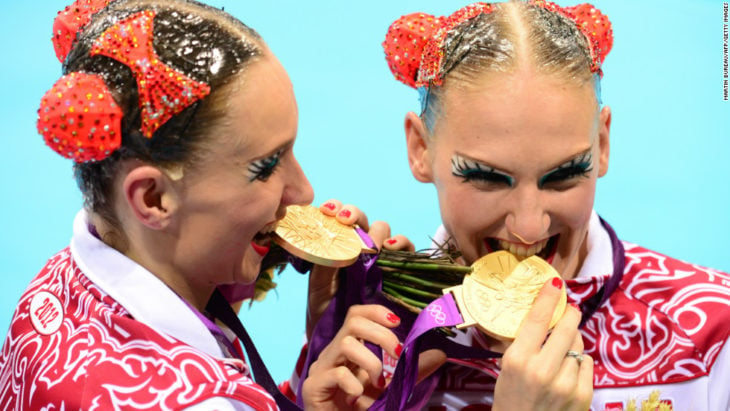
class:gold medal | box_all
[273,205,376,267]
[444,251,566,341]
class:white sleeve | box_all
[184,397,258,411]
[708,338,730,411]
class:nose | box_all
[281,155,314,207]
[504,186,550,244]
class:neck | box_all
[121,222,216,312]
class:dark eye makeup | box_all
[248,149,282,182]
[539,151,593,188]
[451,154,514,187]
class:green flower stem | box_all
[383,271,456,291]
[382,280,442,300]
[381,285,428,309]
[376,259,473,274]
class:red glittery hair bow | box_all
[90,10,211,138]
[383,1,613,88]
[52,0,111,63]
[39,7,213,163]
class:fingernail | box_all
[378,374,386,389]
[386,238,397,245]
[386,313,400,324]
[323,202,336,210]
[395,343,403,357]
[551,277,563,289]
[347,396,360,406]
[570,303,580,310]
[338,209,351,218]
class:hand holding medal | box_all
[273,203,587,409]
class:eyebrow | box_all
[246,138,295,163]
[452,152,513,176]
[541,148,593,176]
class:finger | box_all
[545,331,584,408]
[416,349,447,383]
[336,204,365,227]
[538,304,582,372]
[510,277,565,354]
[320,199,343,216]
[572,353,594,411]
[301,364,364,407]
[367,221,391,249]
[383,234,416,252]
[335,335,387,389]
[318,305,403,362]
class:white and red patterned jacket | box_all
[419,212,730,410]
[0,211,276,410]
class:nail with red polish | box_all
[551,277,563,289]
[338,209,351,218]
[323,202,336,210]
[386,238,397,245]
[386,313,400,324]
[395,343,403,357]
[570,303,580,310]
[347,396,360,406]
[378,374,386,389]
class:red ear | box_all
[562,3,614,74]
[52,0,111,63]
[383,13,441,88]
[37,72,122,163]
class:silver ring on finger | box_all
[565,350,584,365]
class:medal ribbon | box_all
[370,292,502,410]
[206,289,302,411]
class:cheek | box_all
[555,181,597,231]
[434,177,500,239]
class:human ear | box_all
[405,112,434,183]
[597,106,611,177]
[122,165,179,230]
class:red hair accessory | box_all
[90,10,211,137]
[383,2,613,88]
[52,0,111,63]
[383,13,442,88]
[37,72,123,163]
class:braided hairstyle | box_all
[44,0,265,242]
[383,1,613,132]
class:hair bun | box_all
[52,0,111,63]
[382,13,441,88]
[562,3,613,73]
[37,72,123,163]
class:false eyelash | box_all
[248,149,282,182]
[539,152,594,187]
[451,155,514,186]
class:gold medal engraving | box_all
[273,205,375,267]
[445,251,566,341]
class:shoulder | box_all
[619,242,730,325]
[0,249,275,409]
[586,242,730,386]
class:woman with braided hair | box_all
[372,1,730,409]
[297,1,730,410]
[0,0,412,409]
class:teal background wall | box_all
[1,0,728,383]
